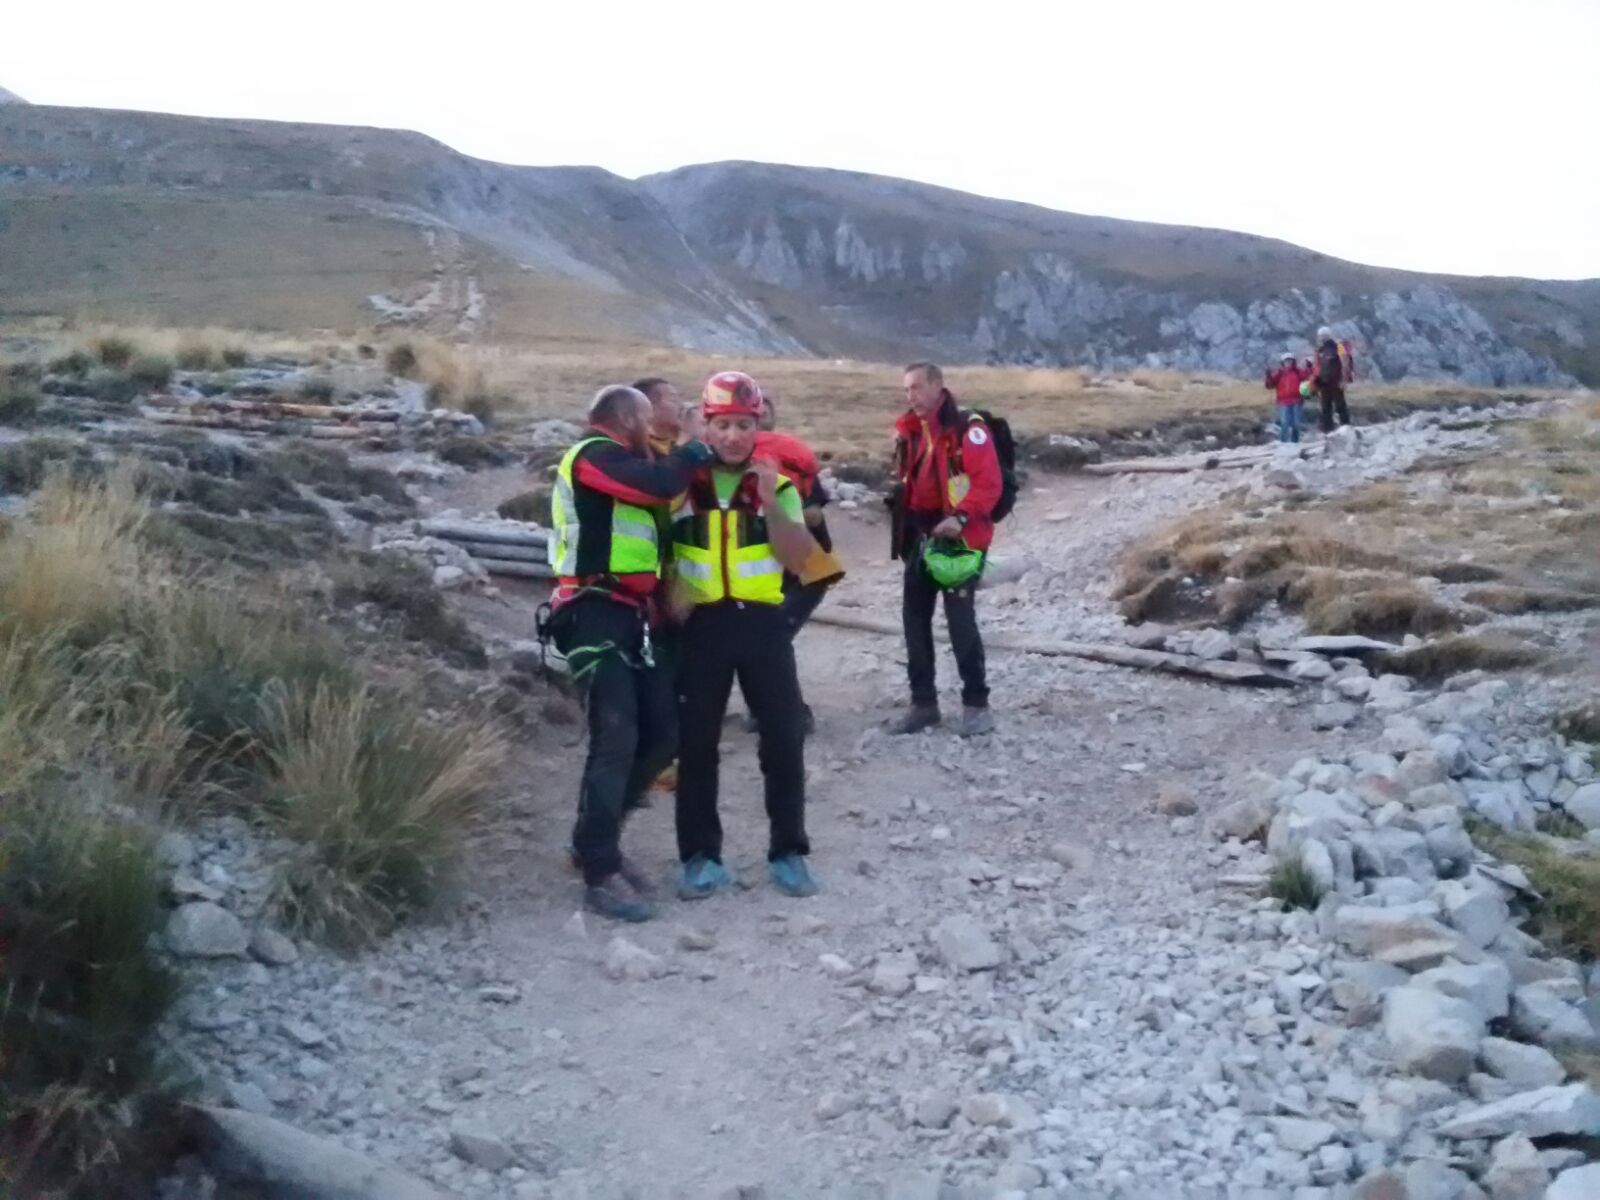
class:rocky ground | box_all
[141,399,1600,1200]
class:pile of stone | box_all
[819,468,877,511]
[371,529,493,591]
[1211,663,1600,1196]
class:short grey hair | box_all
[589,384,648,426]
[904,361,944,386]
[1317,326,1335,341]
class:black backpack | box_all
[961,409,1019,522]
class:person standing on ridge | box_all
[886,362,1001,738]
[1314,326,1351,433]
[545,384,713,922]
[1265,351,1310,443]
[670,371,821,901]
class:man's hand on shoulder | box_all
[677,439,714,467]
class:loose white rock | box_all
[166,902,248,958]
[1434,1083,1600,1140]
[1382,985,1485,1081]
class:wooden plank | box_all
[812,611,1298,688]
[419,519,550,547]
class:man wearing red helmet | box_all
[546,383,713,922]
[670,371,821,901]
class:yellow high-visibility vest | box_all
[671,476,796,606]
[550,436,662,578]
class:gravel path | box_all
[160,401,1598,1200]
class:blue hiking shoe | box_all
[768,854,819,898]
[584,875,654,923]
[678,854,735,901]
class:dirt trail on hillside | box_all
[238,465,1336,1200]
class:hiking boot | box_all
[957,707,995,738]
[678,854,736,901]
[570,848,653,895]
[768,853,820,898]
[584,874,654,923]
[617,855,655,896]
[886,705,941,735]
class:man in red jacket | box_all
[1265,352,1309,444]
[888,362,1002,737]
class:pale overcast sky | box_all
[5,0,1597,280]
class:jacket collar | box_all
[896,389,960,437]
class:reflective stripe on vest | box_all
[550,436,662,578]
[671,478,793,606]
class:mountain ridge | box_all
[2,103,1594,384]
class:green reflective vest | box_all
[549,436,663,580]
[671,476,794,606]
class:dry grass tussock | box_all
[381,333,508,421]
[0,470,505,1196]
[54,321,328,370]
[463,341,1532,462]
[1468,818,1600,960]
[1115,400,1600,657]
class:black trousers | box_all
[676,602,809,864]
[553,598,676,885]
[1319,387,1350,433]
[903,533,989,709]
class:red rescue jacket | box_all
[1265,363,1310,406]
[893,391,1003,551]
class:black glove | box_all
[677,440,715,468]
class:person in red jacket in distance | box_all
[887,361,1002,738]
[1265,351,1310,444]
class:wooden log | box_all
[454,540,548,564]
[1084,444,1324,476]
[474,557,556,579]
[811,610,1297,688]
[140,408,366,440]
[418,519,550,547]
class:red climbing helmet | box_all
[701,370,763,418]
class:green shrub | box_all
[0,799,181,1196]
[1556,701,1600,747]
[434,436,516,471]
[462,392,500,426]
[1267,854,1324,911]
[0,438,96,496]
[384,342,418,377]
[1470,820,1600,959]
[92,335,137,369]
[46,350,93,377]
[300,377,336,404]
[267,441,412,508]
[127,355,174,391]
[263,681,505,945]
[87,369,140,405]
[332,554,486,667]
[1,376,43,423]
[221,347,249,368]
[496,487,551,525]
